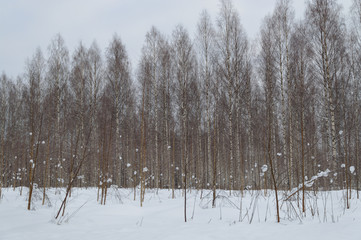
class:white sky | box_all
[0,0,353,78]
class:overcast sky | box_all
[0,0,353,78]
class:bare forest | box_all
[1,0,361,220]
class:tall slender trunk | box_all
[246,66,253,191]
[344,114,349,209]
[322,30,337,170]
[320,30,331,171]
[97,140,102,202]
[182,102,188,222]
[197,126,202,190]
[286,32,293,191]
[140,83,146,207]
[268,106,280,222]
[0,95,6,196]
[172,131,175,199]
[236,107,243,193]
[279,39,287,189]
[206,59,212,201]
[155,89,159,191]
[28,115,43,210]
[56,75,62,190]
[212,116,217,208]
[42,130,51,205]
[165,81,170,191]
[27,132,35,210]
[267,65,279,221]
[228,96,233,193]
[301,104,305,213]
[356,127,360,199]
[115,98,120,187]
[0,128,4,197]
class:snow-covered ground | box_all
[0,187,360,240]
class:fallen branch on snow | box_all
[284,169,331,201]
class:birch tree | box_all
[46,34,69,189]
[306,0,345,175]
[105,35,132,187]
[25,48,45,210]
[272,0,294,189]
[196,9,216,205]
[216,0,249,191]
[172,25,196,222]
[259,15,280,222]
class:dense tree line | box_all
[1,0,361,209]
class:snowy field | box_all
[0,187,360,240]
